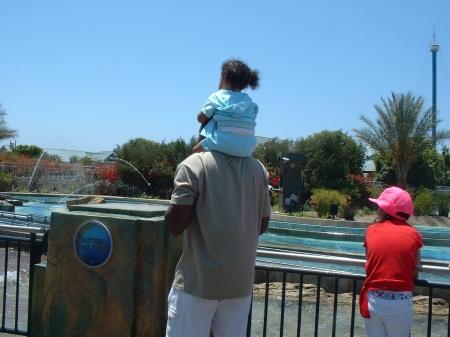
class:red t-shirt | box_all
[359,219,423,318]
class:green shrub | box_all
[368,185,385,200]
[309,189,349,218]
[341,205,357,220]
[0,173,12,192]
[414,188,435,216]
[302,203,313,212]
[269,190,279,207]
[139,192,159,199]
[434,191,450,216]
[356,206,376,216]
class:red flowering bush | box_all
[93,162,119,182]
[268,169,280,189]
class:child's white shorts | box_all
[365,290,414,337]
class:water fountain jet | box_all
[27,134,69,191]
[28,151,46,190]
[108,155,151,187]
[57,184,97,204]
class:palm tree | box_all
[353,92,450,188]
[0,104,17,141]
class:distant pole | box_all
[430,32,439,147]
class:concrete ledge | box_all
[269,214,450,247]
[270,213,371,228]
[67,202,167,217]
[5,192,171,206]
[268,227,365,242]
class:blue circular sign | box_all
[74,220,113,268]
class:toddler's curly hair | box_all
[221,59,260,91]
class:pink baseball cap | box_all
[368,186,414,220]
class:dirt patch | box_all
[253,282,449,316]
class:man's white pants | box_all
[166,287,252,337]
[365,292,413,337]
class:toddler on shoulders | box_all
[192,59,260,157]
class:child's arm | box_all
[197,110,213,140]
[414,248,421,279]
[197,111,210,123]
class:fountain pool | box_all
[6,195,450,280]
[10,195,156,217]
[260,232,450,263]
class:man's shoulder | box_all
[211,151,263,164]
[178,153,205,170]
[182,152,264,165]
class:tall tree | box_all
[12,144,43,158]
[293,130,366,195]
[0,104,17,141]
[253,137,293,169]
[374,148,444,190]
[354,92,450,188]
[115,137,195,198]
[442,146,450,186]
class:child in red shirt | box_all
[360,186,423,337]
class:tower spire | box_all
[430,29,439,147]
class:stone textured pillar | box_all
[33,203,181,337]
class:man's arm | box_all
[260,216,270,235]
[164,204,195,237]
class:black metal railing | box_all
[0,211,50,229]
[1,227,48,336]
[248,249,450,337]
[1,229,449,337]
[249,266,365,337]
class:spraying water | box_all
[27,134,69,190]
[57,184,97,204]
[27,150,46,190]
[110,156,151,187]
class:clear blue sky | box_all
[2,1,450,153]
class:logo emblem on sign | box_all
[74,220,113,268]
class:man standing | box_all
[164,151,271,337]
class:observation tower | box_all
[430,33,439,146]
